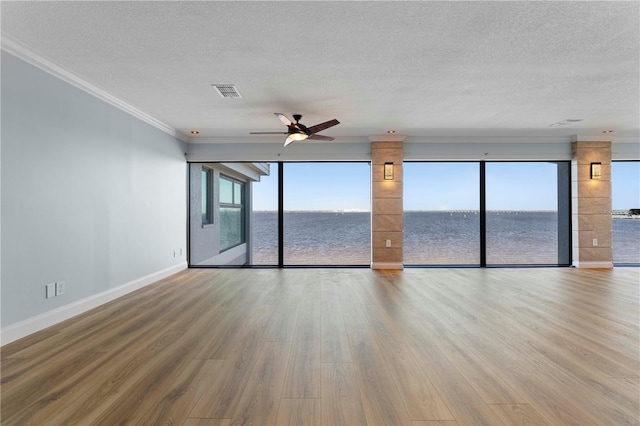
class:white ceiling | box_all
[2,1,639,143]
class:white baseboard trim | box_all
[572,260,614,269]
[0,262,188,346]
[371,262,404,270]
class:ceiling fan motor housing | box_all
[290,114,310,135]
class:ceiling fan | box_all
[250,113,340,147]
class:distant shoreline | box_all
[254,210,640,217]
[612,214,640,219]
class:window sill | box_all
[202,224,215,229]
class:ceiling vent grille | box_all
[212,84,242,98]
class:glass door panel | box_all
[404,162,480,265]
[283,162,371,265]
[485,162,561,265]
[612,161,640,264]
[251,162,279,265]
[189,162,276,266]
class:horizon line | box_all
[252,209,637,213]
[253,209,563,213]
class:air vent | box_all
[212,84,242,98]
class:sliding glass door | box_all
[189,161,370,267]
[251,163,279,265]
[612,161,640,264]
[404,162,480,265]
[283,162,371,265]
[485,162,569,265]
[404,161,570,266]
[188,162,276,266]
[190,160,572,267]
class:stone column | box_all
[371,140,404,269]
[571,141,613,268]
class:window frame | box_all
[403,160,571,267]
[611,160,640,265]
[281,161,372,266]
[219,175,245,251]
[201,167,214,226]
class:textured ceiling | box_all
[2,1,639,143]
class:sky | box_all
[251,161,640,211]
[612,161,640,210]
[252,163,371,211]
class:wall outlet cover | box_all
[56,281,65,296]
[46,283,56,299]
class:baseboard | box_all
[371,262,404,270]
[572,260,614,269]
[0,262,188,346]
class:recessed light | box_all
[191,130,200,135]
[602,130,613,134]
[387,130,396,134]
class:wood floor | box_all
[2,267,639,425]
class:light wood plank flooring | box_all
[2,267,639,425]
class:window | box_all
[251,163,279,265]
[612,161,640,264]
[201,168,213,225]
[403,161,570,266]
[190,163,272,266]
[219,176,245,250]
[485,162,570,265]
[283,162,371,265]
[404,162,480,265]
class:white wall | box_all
[1,52,187,341]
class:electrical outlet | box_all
[593,238,598,246]
[173,250,177,257]
[56,281,65,296]
[386,239,392,247]
[46,283,56,299]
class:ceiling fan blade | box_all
[284,137,296,147]
[250,132,288,134]
[307,119,340,135]
[307,134,335,141]
[275,113,293,126]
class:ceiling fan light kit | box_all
[251,113,340,147]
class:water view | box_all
[195,161,639,266]
[251,211,640,265]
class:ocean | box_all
[251,211,640,265]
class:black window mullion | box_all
[480,161,487,267]
[278,162,284,268]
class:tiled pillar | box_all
[571,141,613,268]
[371,140,404,269]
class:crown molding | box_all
[1,33,188,143]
